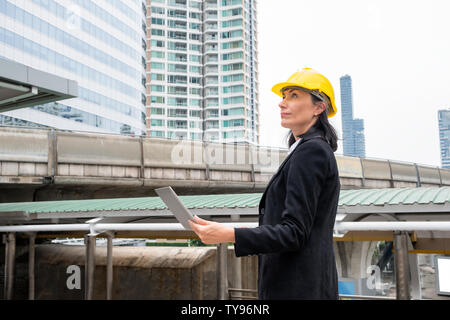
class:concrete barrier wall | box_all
[418,165,442,184]
[361,159,392,180]
[336,156,363,178]
[390,161,418,183]
[144,138,206,170]
[1,127,450,187]
[57,132,141,166]
[206,142,253,172]
[0,127,49,163]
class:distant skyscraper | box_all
[0,0,147,135]
[339,75,366,157]
[438,109,450,168]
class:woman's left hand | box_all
[188,216,235,244]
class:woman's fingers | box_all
[193,215,210,225]
[188,217,231,245]
[188,219,201,233]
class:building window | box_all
[151,74,165,81]
[151,40,165,48]
[151,29,165,36]
[223,130,245,139]
[151,130,165,137]
[151,107,165,115]
[168,98,188,107]
[151,18,165,25]
[223,119,245,127]
[190,110,201,118]
[151,51,165,59]
[151,119,165,127]
[222,107,245,116]
[221,30,243,39]
[151,7,166,14]
[151,85,165,93]
[222,63,243,72]
[222,8,242,17]
[223,96,244,105]
[168,109,188,117]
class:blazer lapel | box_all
[258,126,327,210]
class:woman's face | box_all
[279,88,322,131]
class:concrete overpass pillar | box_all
[334,241,378,279]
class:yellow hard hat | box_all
[272,68,337,118]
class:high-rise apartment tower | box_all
[146,0,259,144]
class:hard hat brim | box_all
[271,82,337,118]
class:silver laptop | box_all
[155,186,196,230]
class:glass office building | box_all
[146,0,259,144]
[0,0,147,135]
[340,74,366,157]
[438,109,450,168]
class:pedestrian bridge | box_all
[1,126,449,202]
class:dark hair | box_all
[286,94,338,152]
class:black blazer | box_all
[234,126,340,300]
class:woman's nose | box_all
[279,98,287,109]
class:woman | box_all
[189,68,341,300]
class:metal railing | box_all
[228,289,401,300]
[228,288,258,300]
[339,294,396,300]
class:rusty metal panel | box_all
[57,132,141,166]
[390,161,418,182]
[362,159,392,180]
[143,138,206,170]
[417,165,441,184]
[336,155,363,178]
[0,127,48,162]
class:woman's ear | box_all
[314,101,327,116]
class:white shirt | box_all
[288,138,302,155]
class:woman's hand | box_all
[188,216,235,244]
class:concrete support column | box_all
[394,232,411,300]
[334,241,378,279]
[106,232,114,300]
[28,232,36,300]
[84,234,96,300]
[3,232,16,300]
[229,251,242,291]
[216,243,228,300]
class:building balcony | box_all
[204,13,218,21]
[204,45,218,53]
[205,66,219,74]
[204,2,218,10]
[205,88,219,96]
[204,34,218,42]
[204,23,218,31]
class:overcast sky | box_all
[256,0,450,167]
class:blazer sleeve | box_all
[234,140,329,257]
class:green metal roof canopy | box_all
[1,187,450,221]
